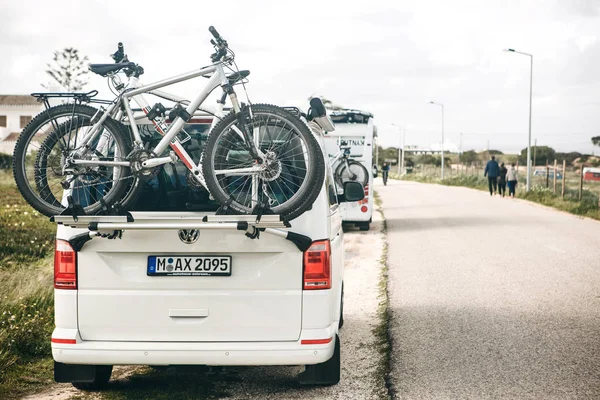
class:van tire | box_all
[298,334,341,386]
[71,365,112,391]
[359,222,370,231]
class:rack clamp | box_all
[98,199,134,222]
[50,196,86,223]
[251,201,274,224]
[215,197,235,216]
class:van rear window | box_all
[130,123,220,212]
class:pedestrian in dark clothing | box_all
[382,162,390,185]
[507,163,518,197]
[498,162,507,197]
[484,155,500,196]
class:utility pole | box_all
[504,48,533,191]
[429,101,444,179]
[533,138,537,169]
[459,133,463,173]
[400,128,406,175]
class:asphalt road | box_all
[378,179,600,399]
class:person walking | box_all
[507,163,518,197]
[382,162,390,186]
[498,162,508,197]
[484,155,500,196]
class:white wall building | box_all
[0,95,43,154]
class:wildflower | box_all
[23,211,28,215]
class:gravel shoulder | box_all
[24,204,388,400]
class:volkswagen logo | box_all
[178,229,200,244]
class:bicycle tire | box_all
[335,159,368,188]
[202,104,325,221]
[13,104,133,217]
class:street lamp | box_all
[504,48,533,192]
[428,101,444,179]
[391,123,404,175]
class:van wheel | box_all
[359,223,370,231]
[298,334,341,386]
[72,365,113,391]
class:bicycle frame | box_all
[70,61,261,188]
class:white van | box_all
[50,103,364,388]
[323,109,374,231]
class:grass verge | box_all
[394,173,600,221]
[372,191,393,400]
[0,170,56,398]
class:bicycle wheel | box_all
[13,104,133,217]
[202,104,325,221]
[335,159,368,188]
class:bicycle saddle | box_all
[89,63,137,77]
[227,70,250,83]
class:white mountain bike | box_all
[13,27,324,221]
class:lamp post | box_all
[429,101,444,179]
[391,123,404,175]
[504,48,533,192]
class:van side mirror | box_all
[339,181,365,203]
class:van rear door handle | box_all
[169,309,209,318]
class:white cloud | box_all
[0,0,599,153]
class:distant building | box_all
[0,95,43,154]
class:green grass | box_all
[0,169,56,398]
[372,191,392,400]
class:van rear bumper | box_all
[52,326,337,366]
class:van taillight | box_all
[303,240,331,290]
[54,240,77,290]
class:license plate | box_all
[147,256,232,276]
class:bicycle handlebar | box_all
[208,26,222,41]
[111,42,125,63]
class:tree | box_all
[518,146,555,166]
[415,154,437,165]
[592,136,600,146]
[555,152,582,166]
[459,150,478,165]
[43,48,89,91]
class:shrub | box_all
[0,154,11,170]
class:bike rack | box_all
[52,213,312,252]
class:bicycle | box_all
[382,170,388,186]
[329,144,368,189]
[13,26,324,221]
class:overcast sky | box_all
[1,0,599,154]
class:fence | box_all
[402,161,600,206]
